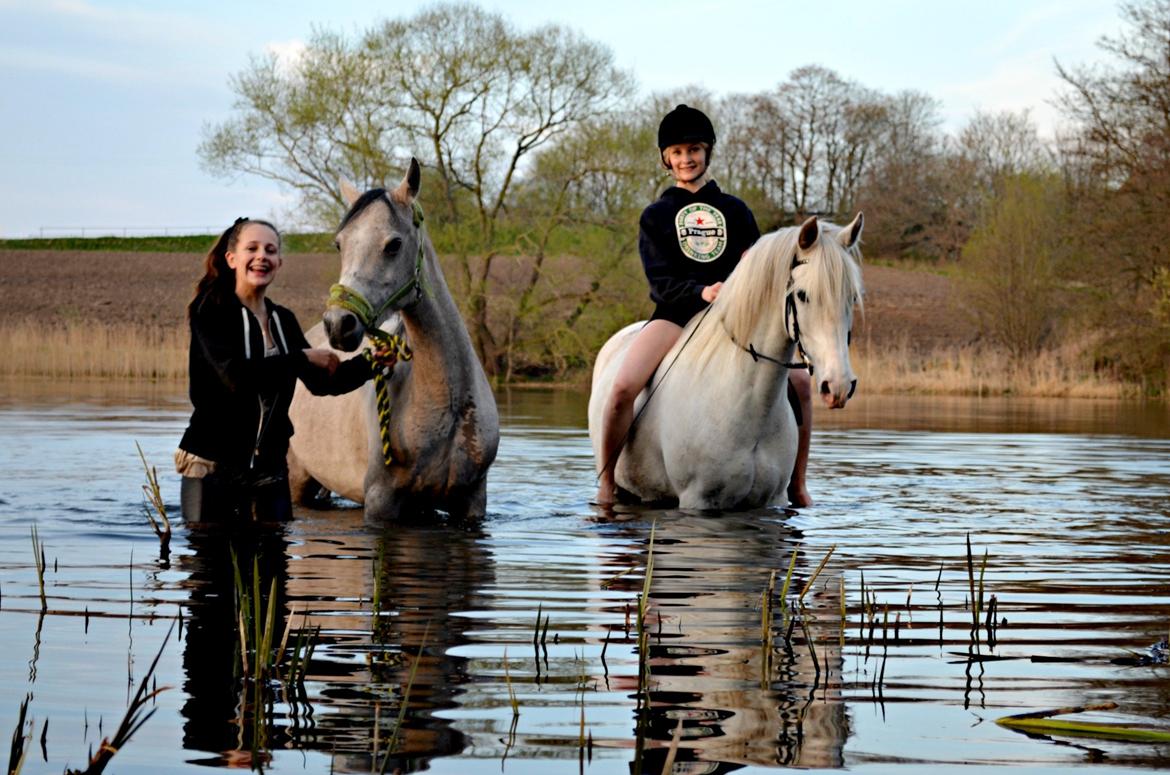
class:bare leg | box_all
[787,369,814,507]
[596,320,683,505]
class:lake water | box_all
[1,381,1169,773]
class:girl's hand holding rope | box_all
[304,348,340,376]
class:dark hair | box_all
[187,217,280,319]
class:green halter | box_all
[327,200,426,344]
[327,200,426,466]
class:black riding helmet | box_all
[657,104,716,149]
[658,104,715,170]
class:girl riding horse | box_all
[595,104,815,507]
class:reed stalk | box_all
[839,576,846,648]
[30,526,46,611]
[661,719,683,775]
[134,442,171,559]
[230,550,282,680]
[995,702,1170,742]
[503,647,520,717]
[7,694,31,775]
[760,569,777,686]
[380,621,430,773]
[778,548,798,629]
[798,545,836,603]
[64,622,173,775]
[636,523,657,698]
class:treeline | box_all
[200,0,1170,392]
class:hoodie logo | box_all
[675,203,727,262]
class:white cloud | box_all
[265,39,308,74]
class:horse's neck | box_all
[676,308,795,406]
[400,258,481,395]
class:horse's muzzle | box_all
[819,377,856,409]
[324,308,365,352]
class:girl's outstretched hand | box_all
[701,282,723,303]
[304,348,340,375]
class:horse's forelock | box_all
[807,222,864,314]
[336,188,392,234]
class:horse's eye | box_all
[333,239,340,252]
[796,290,809,303]
[385,237,403,255]
[847,329,853,346]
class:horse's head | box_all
[324,158,426,352]
[786,213,864,409]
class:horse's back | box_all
[288,322,370,503]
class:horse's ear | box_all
[339,177,362,207]
[837,212,864,250]
[394,157,421,204]
[798,216,819,251]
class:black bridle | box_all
[723,254,813,372]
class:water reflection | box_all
[280,509,491,772]
[179,524,291,765]
[3,384,1170,772]
[602,513,846,772]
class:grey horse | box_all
[288,159,499,521]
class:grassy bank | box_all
[0,319,1139,398]
[0,233,336,253]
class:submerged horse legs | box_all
[362,465,488,523]
[442,478,487,522]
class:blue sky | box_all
[0,0,1122,237]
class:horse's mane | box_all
[688,220,863,362]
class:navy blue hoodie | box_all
[639,180,760,325]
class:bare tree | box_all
[1054,0,1170,387]
[199,28,405,227]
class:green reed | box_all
[30,525,46,611]
[134,442,171,560]
[965,534,990,645]
[229,549,281,680]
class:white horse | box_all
[587,214,863,510]
[288,159,499,521]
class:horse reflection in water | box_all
[178,513,490,770]
[610,514,846,771]
[282,510,491,771]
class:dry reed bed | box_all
[0,319,1136,398]
[0,320,188,380]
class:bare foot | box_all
[593,476,617,507]
[787,481,813,508]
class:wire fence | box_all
[29,226,221,238]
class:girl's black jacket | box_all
[178,292,371,475]
[639,180,760,325]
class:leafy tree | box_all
[200,2,634,375]
[503,110,661,379]
[956,174,1070,360]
